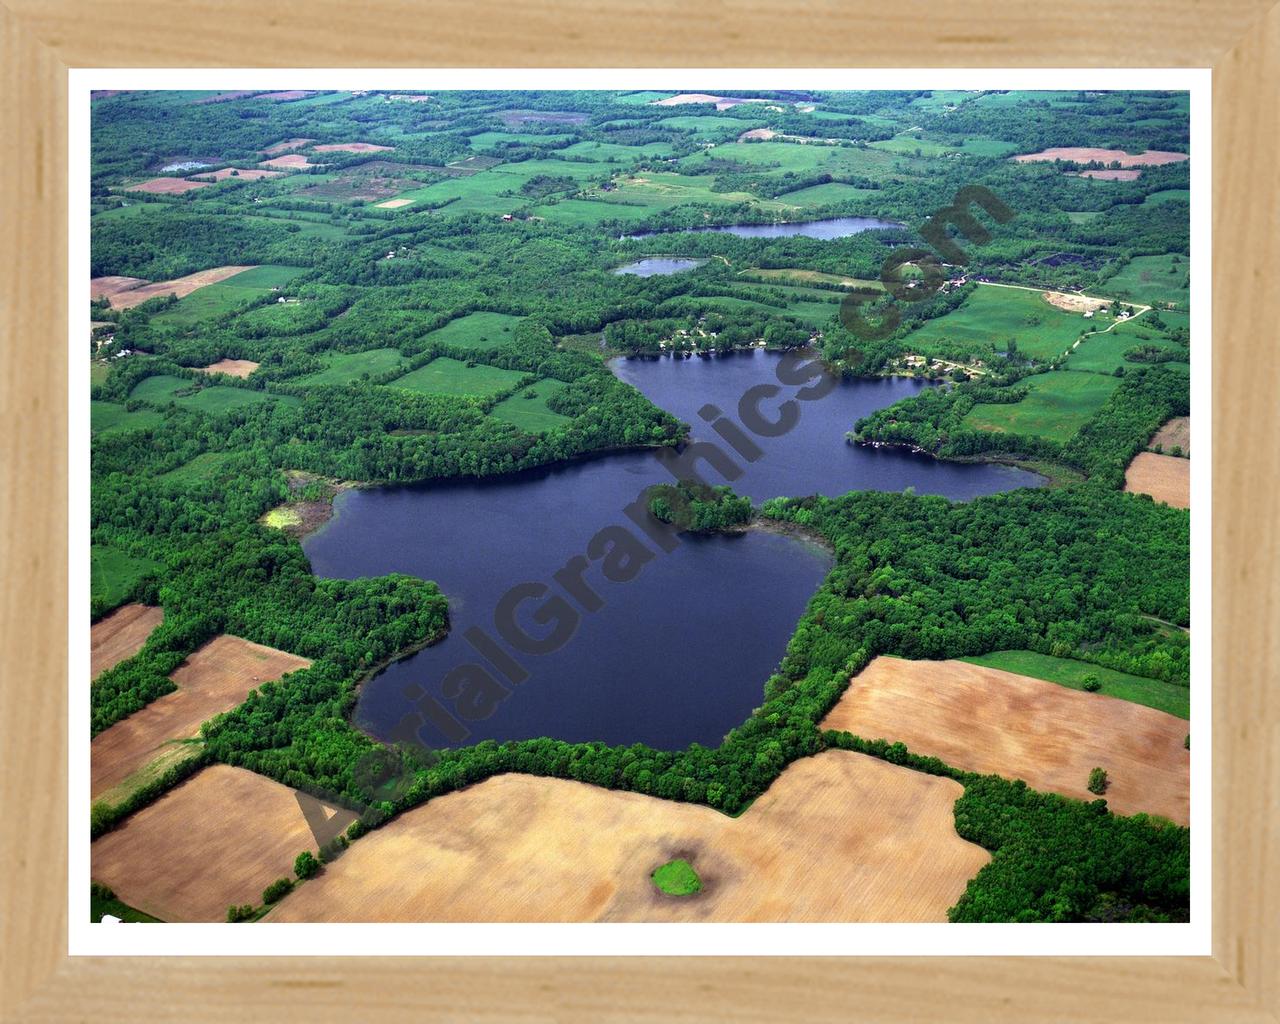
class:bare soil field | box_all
[258,91,317,102]
[125,177,212,195]
[1067,169,1143,181]
[268,750,987,923]
[90,276,149,301]
[91,604,163,680]
[738,128,777,141]
[260,153,316,170]
[1124,451,1191,509]
[202,358,260,378]
[103,265,256,310]
[192,167,282,182]
[297,170,426,202]
[821,657,1189,824]
[1150,416,1191,454]
[91,635,310,802]
[260,138,316,157]
[92,765,354,922]
[1014,147,1189,166]
[375,198,415,209]
[312,142,394,153]
[1042,290,1110,313]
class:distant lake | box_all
[613,257,706,277]
[624,216,903,241]
[305,349,1041,752]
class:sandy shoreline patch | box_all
[1124,451,1190,508]
[821,656,1189,824]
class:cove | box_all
[303,350,1042,752]
[624,216,903,241]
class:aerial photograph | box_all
[87,87,1192,926]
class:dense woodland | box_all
[89,88,1192,922]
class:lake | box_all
[613,257,706,277]
[304,350,1042,752]
[624,216,902,241]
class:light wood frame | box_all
[2,3,1276,1019]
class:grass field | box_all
[1102,254,1190,309]
[91,545,163,612]
[295,348,409,386]
[654,115,745,134]
[1143,189,1190,205]
[91,764,354,922]
[388,357,528,398]
[558,140,675,161]
[266,751,988,923]
[490,378,572,433]
[959,649,1188,718]
[467,131,574,150]
[91,635,311,803]
[425,311,523,351]
[652,858,702,896]
[91,604,164,680]
[900,285,1088,362]
[585,172,793,214]
[528,198,657,226]
[130,375,293,414]
[90,400,164,436]
[158,451,236,484]
[822,656,1189,824]
[962,370,1120,443]
[1066,326,1186,374]
[91,885,161,923]
[150,265,306,327]
[774,182,881,207]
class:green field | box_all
[490,379,572,433]
[467,131,573,150]
[655,115,746,134]
[1143,189,1190,205]
[151,265,307,327]
[158,451,235,484]
[130,375,290,414]
[557,140,674,161]
[528,198,657,226]
[900,285,1087,362]
[679,140,909,183]
[960,649,1189,719]
[586,172,792,213]
[962,370,1121,442]
[91,401,165,435]
[1102,254,1190,309]
[775,181,880,208]
[295,347,409,386]
[91,544,163,610]
[1066,317,1188,374]
[388,357,528,397]
[651,858,702,896]
[425,311,523,351]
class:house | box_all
[501,214,514,221]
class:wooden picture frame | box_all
[2,2,1275,1019]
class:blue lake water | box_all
[304,349,1041,751]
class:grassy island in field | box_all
[652,859,703,897]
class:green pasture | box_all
[388,357,528,398]
[962,370,1121,443]
[490,378,572,433]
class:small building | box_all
[501,214,514,221]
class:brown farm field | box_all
[91,603,163,680]
[1125,451,1191,509]
[124,176,212,195]
[821,657,1189,824]
[92,765,355,922]
[96,265,257,311]
[260,137,316,156]
[267,751,988,923]
[91,635,310,803]
[259,153,316,170]
[191,167,282,182]
[1013,147,1189,166]
[1150,415,1192,453]
[311,142,394,153]
[202,358,260,378]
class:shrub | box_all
[294,850,320,879]
[1087,767,1109,795]
[262,878,294,904]
[1082,674,1102,692]
[226,904,255,923]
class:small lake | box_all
[624,216,902,241]
[304,350,1041,752]
[613,257,706,277]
